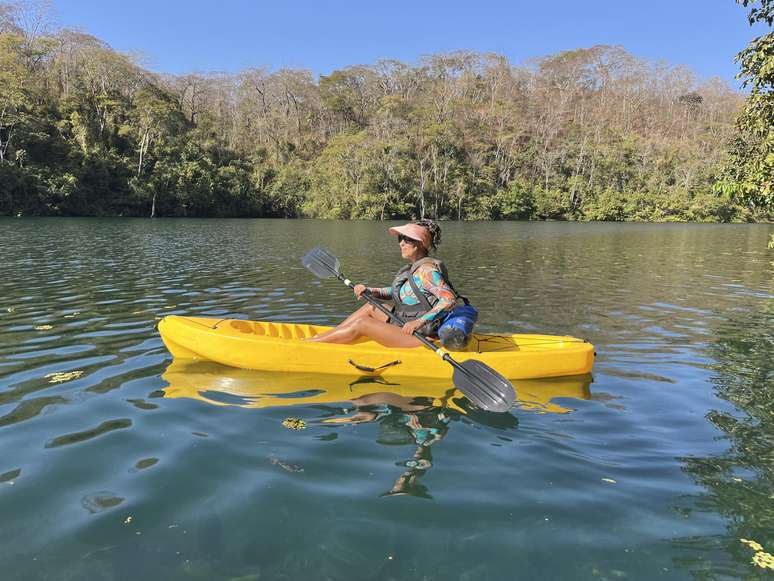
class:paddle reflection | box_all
[161,361,592,498]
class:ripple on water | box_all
[0,395,68,428]
[1,219,773,580]
[131,458,159,472]
[45,419,133,449]
[80,491,125,514]
[0,468,21,483]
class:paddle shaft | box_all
[334,273,469,373]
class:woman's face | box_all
[399,235,426,261]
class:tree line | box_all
[0,1,768,221]
[717,0,773,228]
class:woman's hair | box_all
[413,219,441,251]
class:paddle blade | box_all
[453,359,516,413]
[301,246,341,279]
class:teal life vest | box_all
[389,258,467,331]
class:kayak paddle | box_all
[301,246,516,413]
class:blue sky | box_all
[49,0,766,88]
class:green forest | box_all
[0,0,771,221]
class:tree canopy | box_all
[0,1,755,221]
[717,0,774,216]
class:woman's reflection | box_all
[325,391,518,499]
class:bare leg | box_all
[310,315,423,348]
[308,303,389,341]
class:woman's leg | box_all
[308,302,389,341]
[310,315,423,348]
[340,302,390,326]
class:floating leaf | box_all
[45,370,84,383]
[741,539,774,570]
[752,551,774,570]
[271,457,304,472]
[742,538,764,552]
[282,417,306,430]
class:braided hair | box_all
[413,219,441,252]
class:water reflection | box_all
[327,393,452,499]
[162,360,591,498]
[673,305,774,575]
[6,219,772,579]
[161,360,592,415]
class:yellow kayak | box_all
[161,359,592,415]
[158,316,595,380]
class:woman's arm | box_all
[414,265,456,322]
[367,286,393,300]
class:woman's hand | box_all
[353,284,368,299]
[402,319,426,335]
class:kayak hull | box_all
[158,316,595,380]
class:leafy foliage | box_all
[0,2,754,220]
[717,1,774,211]
[676,302,774,577]
[739,0,774,25]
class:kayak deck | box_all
[158,316,595,380]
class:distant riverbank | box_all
[2,15,765,222]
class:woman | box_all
[308,219,461,347]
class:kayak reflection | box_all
[161,360,592,415]
[161,361,591,498]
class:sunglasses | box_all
[398,234,420,245]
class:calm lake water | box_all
[1,218,773,580]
